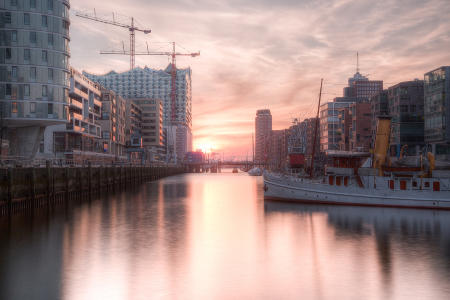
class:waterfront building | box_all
[319,97,367,152]
[0,0,71,158]
[369,90,388,148]
[255,109,272,163]
[424,66,450,156]
[338,108,350,151]
[267,129,286,165]
[37,67,102,160]
[126,98,165,161]
[83,65,193,129]
[98,89,126,158]
[348,102,372,152]
[125,99,141,142]
[388,80,425,156]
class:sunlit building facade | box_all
[0,0,71,158]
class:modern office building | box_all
[83,65,193,129]
[319,98,367,152]
[125,99,142,141]
[130,98,163,148]
[0,0,71,158]
[424,66,450,156]
[255,109,272,163]
[369,90,388,148]
[98,89,126,158]
[388,80,425,156]
[343,55,383,98]
[37,67,103,160]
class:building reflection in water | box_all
[264,201,450,299]
[1,173,450,299]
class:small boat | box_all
[232,168,239,173]
[248,167,262,176]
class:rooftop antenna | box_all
[356,52,360,74]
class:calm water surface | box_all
[1,172,450,300]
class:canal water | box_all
[1,171,450,300]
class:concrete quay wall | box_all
[0,164,185,214]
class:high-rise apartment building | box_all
[98,89,126,158]
[83,65,193,129]
[37,67,103,160]
[255,109,272,163]
[388,80,425,156]
[424,66,450,156]
[0,0,71,158]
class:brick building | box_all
[348,102,372,152]
[338,108,351,151]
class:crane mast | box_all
[76,9,151,70]
[101,42,200,164]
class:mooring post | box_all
[88,161,92,197]
[30,166,36,203]
[78,167,82,197]
[113,163,116,191]
[65,167,69,200]
[46,160,50,202]
[7,167,12,205]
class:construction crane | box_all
[102,42,200,164]
[76,9,151,70]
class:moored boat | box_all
[264,116,450,209]
[248,167,262,176]
[232,168,239,173]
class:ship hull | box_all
[263,174,450,210]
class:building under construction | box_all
[83,65,193,160]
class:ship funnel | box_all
[373,116,392,174]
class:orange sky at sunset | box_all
[69,0,450,159]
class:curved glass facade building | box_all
[0,0,70,158]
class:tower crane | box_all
[76,9,151,70]
[102,42,200,164]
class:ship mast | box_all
[309,79,323,178]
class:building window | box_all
[42,85,48,96]
[48,68,53,80]
[24,84,30,96]
[24,49,30,60]
[11,30,17,42]
[5,12,11,23]
[11,66,17,78]
[48,103,53,114]
[30,32,36,43]
[30,0,36,8]
[6,84,11,96]
[410,105,416,112]
[48,0,53,10]
[24,14,30,25]
[5,48,11,60]
[48,34,53,45]
[11,102,17,113]
[30,102,36,113]
[400,105,408,113]
[42,51,47,62]
[30,67,36,78]
[102,132,110,139]
[42,16,48,27]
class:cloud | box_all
[69,0,450,158]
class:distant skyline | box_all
[70,0,450,159]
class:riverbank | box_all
[0,163,185,214]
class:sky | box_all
[69,0,450,159]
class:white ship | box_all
[264,116,450,210]
[249,167,263,176]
